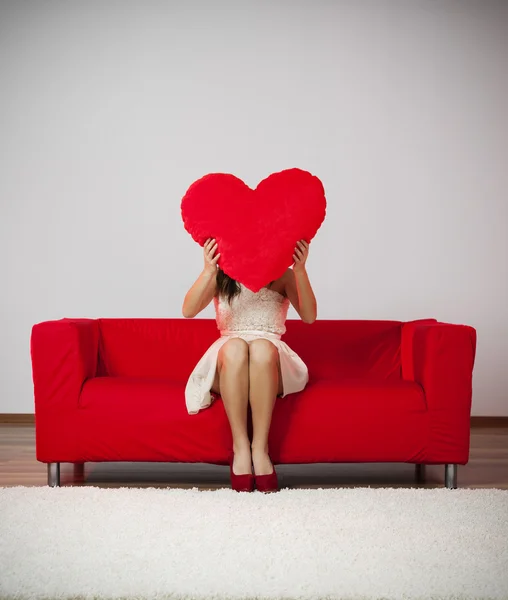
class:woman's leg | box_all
[248,339,283,476]
[210,338,252,475]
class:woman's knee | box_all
[218,337,249,366]
[248,339,278,365]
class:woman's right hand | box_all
[203,237,220,274]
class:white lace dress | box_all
[185,282,309,415]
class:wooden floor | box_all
[1,423,507,490]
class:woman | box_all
[182,238,317,493]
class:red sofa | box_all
[30,317,477,489]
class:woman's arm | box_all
[182,268,217,318]
[283,240,317,324]
[182,238,220,318]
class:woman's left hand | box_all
[293,239,309,273]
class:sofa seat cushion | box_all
[77,376,427,464]
[78,377,232,462]
[268,378,428,463]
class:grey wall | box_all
[1,0,507,415]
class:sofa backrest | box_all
[284,319,402,382]
[97,318,404,383]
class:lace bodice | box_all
[214,282,290,335]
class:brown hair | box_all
[216,268,275,305]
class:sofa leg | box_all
[445,464,457,489]
[47,462,60,487]
[415,463,426,483]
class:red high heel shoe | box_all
[229,452,255,493]
[254,461,279,493]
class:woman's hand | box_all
[292,239,309,273]
[203,238,220,274]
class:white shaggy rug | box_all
[0,486,507,600]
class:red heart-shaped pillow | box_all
[181,168,327,292]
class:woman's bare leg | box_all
[211,338,252,475]
[248,339,283,476]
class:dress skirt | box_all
[185,329,309,415]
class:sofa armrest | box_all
[402,321,477,409]
[401,320,477,462]
[31,318,99,413]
